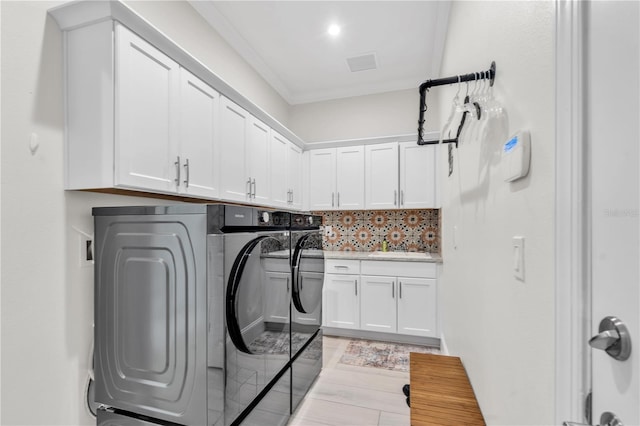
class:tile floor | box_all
[288,336,411,426]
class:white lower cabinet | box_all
[397,277,437,337]
[360,276,397,333]
[323,259,439,339]
[323,274,360,329]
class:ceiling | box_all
[189,1,451,105]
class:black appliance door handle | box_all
[291,234,313,313]
[226,235,274,354]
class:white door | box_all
[586,2,639,424]
[365,143,399,209]
[397,277,437,338]
[336,146,365,209]
[115,24,179,192]
[219,97,250,202]
[323,274,359,329]
[288,143,303,210]
[399,142,437,208]
[270,130,289,207]
[308,149,337,210]
[179,68,219,198]
[247,116,270,205]
[360,275,396,333]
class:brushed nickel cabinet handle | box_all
[183,158,190,188]
[175,156,181,186]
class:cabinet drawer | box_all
[361,260,436,278]
[325,259,360,275]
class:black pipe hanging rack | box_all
[417,61,496,146]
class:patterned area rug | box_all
[339,339,440,372]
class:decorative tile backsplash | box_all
[313,209,440,253]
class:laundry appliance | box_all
[92,204,323,426]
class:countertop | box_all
[262,250,442,263]
[324,250,442,263]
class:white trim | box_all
[439,332,449,356]
[555,1,590,424]
[322,327,441,348]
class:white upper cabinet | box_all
[219,97,251,202]
[270,131,303,210]
[270,131,290,207]
[365,141,439,210]
[287,143,303,210]
[336,146,365,209]
[65,23,222,197]
[399,142,439,208]
[365,143,400,209]
[115,24,180,192]
[308,149,337,210]
[54,6,306,207]
[179,68,220,198]
[308,147,364,210]
[247,116,271,205]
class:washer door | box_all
[226,234,290,355]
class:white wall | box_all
[0,1,289,424]
[289,88,434,143]
[436,1,555,424]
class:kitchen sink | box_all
[368,251,431,259]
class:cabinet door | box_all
[323,274,359,329]
[179,68,219,198]
[365,143,399,209]
[308,149,337,210]
[288,143,303,210]
[397,277,437,337]
[399,142,437,208]
[219,97,250,202]
[264,272,290,324]
[336,146,365,209]
[115,24,179,192]
[247,116,271,204]
[269,130,289,207]
[360,275,397,333]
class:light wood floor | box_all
[288,336,411,426]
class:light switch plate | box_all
[513,236,524,281]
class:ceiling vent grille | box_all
[346,53,378,72]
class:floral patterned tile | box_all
[319,209,440,254]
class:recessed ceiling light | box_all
[327,23,341,37]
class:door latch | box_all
[588,316,631,361]
[564,411,623,426]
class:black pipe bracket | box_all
[417,61,496,146]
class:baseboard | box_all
[439,332,449,355]
[322,326,440,348]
